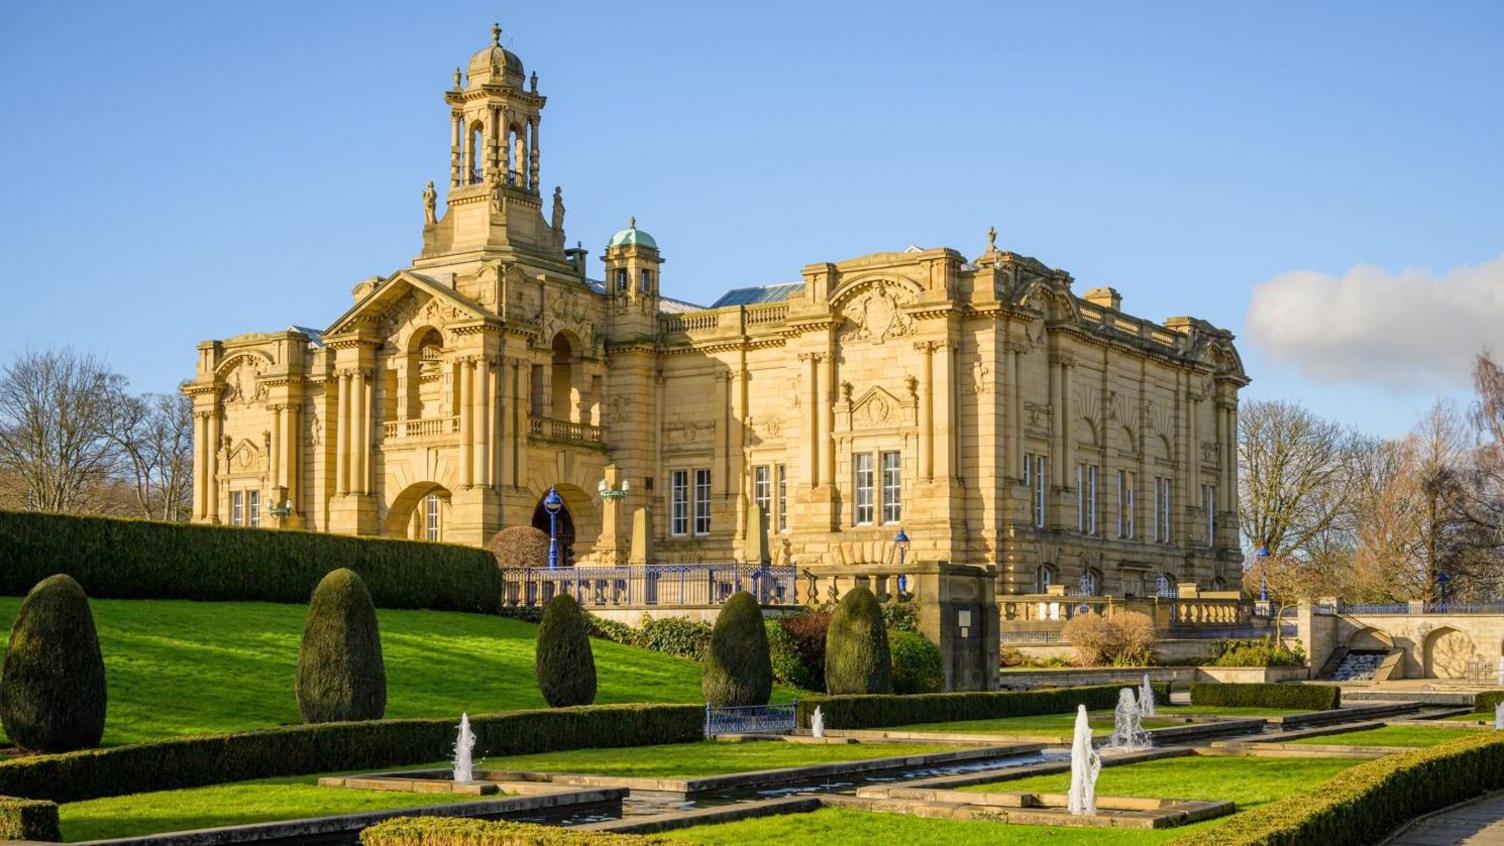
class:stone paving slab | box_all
[1383,789,1504,845]
[578,796,822,834]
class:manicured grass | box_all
[58,772,480,842]
[0,597,788,746]
[479,740,954,779]
[1288,725,1481,747]
[963,754,1359,810]
[1443,712,1493,722]
[667,806,1192,845]
[1152,705,1305,717]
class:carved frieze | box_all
[663,417,715,447]
[840,281,914,345]
[850,386,904,430]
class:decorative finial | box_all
[453,67,462,90]
[987,225,997,252]
[629,216,636,229]
[530,71,538,92]
[491,22,501,47]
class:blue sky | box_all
[2,1,1500,436]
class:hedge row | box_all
[796,683,1171,730]
[0,704,702,804]
[1166,732,1504,846]
[0,796,59,842]
[0,510,499,612]
[1189,682,1339,711]
[361,818,664,845]
[1473,689,1504,713]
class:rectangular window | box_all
[753,465,771,524]
[425,493,441,541]
[670,470,689,536]
[776,464,788,532]
[615,268,628,291]
[1118,470,1136,539]
[1203,484,1216,548]
[1155,477,1173,543]
[230,491,244,526]
[880,451,902,524]
[853,453,875,525]
[1076,464,1098,535]
[694,468,712,535]
[640,269,651,291]
[1026,453,1047,529]
[247,490,260,528]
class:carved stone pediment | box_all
[227,438,264,473]
[850,385,905,429]
[839,281,915,346]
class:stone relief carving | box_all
[1201,440,1220,463]
[228,438,263,472]
[545,291,598,354]
[309,411,322,446]
[971,357,992,395]
[663,417,715,446]
[607,395,631,425]
[1025,401,1053,432]
[841,281,914,345]
[851,387,903,430]
[222,358,267,406]
[789,373,802,408]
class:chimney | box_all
[1083,287,1122,311]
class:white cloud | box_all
[1245,255,1504,390]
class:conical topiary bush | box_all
[535,593,596,707]
[824,586,892,694]
[702,591,772,707]
[0,574,108,752]
[296,568,387,723]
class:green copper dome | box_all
[608,217,657,250]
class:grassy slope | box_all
[0,597,788,745]
[1287,725,1481,747]
[59,774,478,843]
[479,740,954,779]
[673,755,1360,846]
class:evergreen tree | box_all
[702,591,772,707]
[1,574,108,752]
[296,568,387,723]
[824,586,892,694]
[535,593,597,706]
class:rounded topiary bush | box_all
[889,630,944,694]
[824,587,892,694]
[535,593,596,707]
[0,574,107,752]
[703,592,772,707]
[296,568,387,723]
[486,525,552,569]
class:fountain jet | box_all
[812,706,826,739]
[1105,687,1151,751]
[453,712,476,783]
[1068,704,1102,816]
[1140,674,1156,717]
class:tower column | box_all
[935,341,955,482]
[450,112,461,187]
[529,118,540,190]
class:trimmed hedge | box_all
[889,631,944,695]
[797,683,1171,730]
[0,796,59,842]
[535,594,596,707]
[297,569,387,723]
[0,510,498,612]
[1473,689,1504,713]
[1189,682,1339,711]
[361,817,664,845]
[702,592,772,707]
[824,587,891,694]
[1,574,108,752]
[1166,732,1504,846]
[0,704,702,804]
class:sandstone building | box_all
[185,26,1249,603]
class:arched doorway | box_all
[533,493,576,566]
[384,482,453,541]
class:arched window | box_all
[468,123,484,184]
[550,333,577,421]
[1077,568,1101,597]
[1036,564,1056,593]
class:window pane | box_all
[694,469,711,534]
[671,470,689,536]
[776,464,787,532]
[854,453,874,525]
[881,451,901,524]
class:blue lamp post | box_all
[543,486,564,570]
[895,527,910,595]
[1256,545,1270,602]
[1437,572,1451,608]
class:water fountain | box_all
[811,706,826,739]
[1067,704,1102,816]
[1105,687,1151,751]
[1140,674,1156,717]
[1494,702,1503,731]
[453,712,476,783]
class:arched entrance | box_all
[533,493,576,566]
[1423,626,1476,679]
[384,482,453,541]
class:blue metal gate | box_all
[704,702,798,737]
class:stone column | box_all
[458,359,473,488]
[917,341,934,481]
[731,366,747,540]
[355,369,370,495]
[529,118,541,190]
[192,412,206,519]
[488,106,500,179]
[450,112,461,188]
[934,341,955,482]
[336,371,350,496]
[802,353,820,486]
[206,407,221,522]
[491,356,504,490]
[284,401,299,512]
[474,357,490,487]
[269,405,282,491]
[1005,343,1021,481]
[1061,357,1074,486]
[818,352,834,488]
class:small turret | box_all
[602,217,662,304]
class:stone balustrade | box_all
[381,415,461,440]
[527,415,604,446]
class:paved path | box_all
[1387,792,1504,845]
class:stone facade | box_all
[185,27,1249,602]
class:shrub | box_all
[889,631,944,695]
[636,615,712,660]
[0,510,497,612]
[486,526,551,569]
[1475,690,1504,713]
[825,587,892,694]
[1,574,108,753]
[297,569,387,724]
[1061,611,1156,666]
[535,594,596,707]
[780,612,830,692]
[1208,638,1306,668]
[797,683,1172,730]
[765,619,808,690]
[1189,682,1339,710]
[1165,732,1504,846]
[361,817,665,845]
[0,704,702,804]
[0,796,59,842]
[702,592,772,707]
[882,602,918,633]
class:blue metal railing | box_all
[705,702,797,737]
[1424,602,1504,614]
[1000,630,1064,644]
[500,563,798,609]
[1343,603,1411,614]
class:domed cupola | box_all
[608,217,658,251]
[467,23,525,88]
[603,217,662,303]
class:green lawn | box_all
[1443,712,1493,722]
[0,597,782,746]
[1287,725,1480,747]
[59,773,480,842]
[479,740,954,779]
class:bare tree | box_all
[1238,399,1358,558]
[106,390,194,521]
[0,349,125,512]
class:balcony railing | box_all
[381,416,460,440]
[528,416,603,445]
[500,563,798,609]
